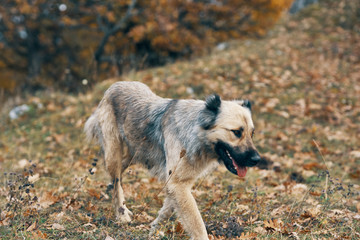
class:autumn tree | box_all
[0,0,294,94]
[0,0,101,92]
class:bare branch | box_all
[94,0,137,62]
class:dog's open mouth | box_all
[225,150,247,178]
[215,140,260,178]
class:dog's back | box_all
[84,81,175,178]
[85,81,159,143]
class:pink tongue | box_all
[237,166,247,177]
[232,159,247,177]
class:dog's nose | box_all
[248,152,261,166]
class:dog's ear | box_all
[205,94,221,113]
[200,94,221,130]
[241,99,251,111]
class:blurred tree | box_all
[0,0,294,94]
[96,0,294,73]
[94,0,137,63]
[289,0,318,14]
[0,0,100,92]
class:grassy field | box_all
[1,2,359,239]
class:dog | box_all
[84,81,260,239]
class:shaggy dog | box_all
[85,81,260,239]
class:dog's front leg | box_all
[149,196,175,236]
[167,182,208,240]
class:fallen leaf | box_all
[248,214,258,224]
[136,211,154,222]
[87,188,101,199]
[27,221,37,231]
[32,230,47,239]
[331,209,344,215]
[17,159,29,168]
[238,232,257,239]
[264,219,284,233]
[52,223,65,230]
[28,173,40,183]
[291,183,308,196]
[65,197,82,211]
[61,106,76,117]
[50,212,65,221]
[276,110,290,118]
[253,226,266,234]
[303,162,325,170]
[350,151,360,158]
[37,192,59,209]
[236,204,250,213]
[175,222,184,233]
[309,191,322,196]
[301,205,321,218]
[82,223,97,233]
[290,232,300,240]
[53,134,66,144]
[47,103,57,111]
[0,217,10,226]
[85,201,98,213]
[276,131,289,141]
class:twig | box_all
[285,186,313,222]
[312,139,330,200]
[94,0,137,62]
[285,140,330,222]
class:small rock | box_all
[51,223,65,230]
[216,42,229,51]
[350,151,360,158]
[9,104,30,120]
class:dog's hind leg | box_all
[107,140,133,223]
[99,100,132,223]
[149,196,175,236]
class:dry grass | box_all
[1,1,359,239]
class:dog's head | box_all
[200,94,261,177]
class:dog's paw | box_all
[116,213,132,223]
[149,226,164,238]
[149,222,158,236]
[116,205,133,223]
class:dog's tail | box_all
[84,98,121,153]
[84,113,100,143]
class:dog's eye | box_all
[251,129,255,138]
[231,128,243,138]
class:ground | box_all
[0,2,359,239]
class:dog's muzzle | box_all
[215,141,260,177]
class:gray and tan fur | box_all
[84,81,260,240]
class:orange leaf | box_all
[309,191,322,196]
[303,162,325,170]
[237,232,257,239]
[26,221,37,231]
[264,219,284,233]
[32,230,47,239]
[175,222,184,233]
[85,201,98,213]
[87,188,101,199]
[38,191,59,209]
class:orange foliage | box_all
[0,0,294,93]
